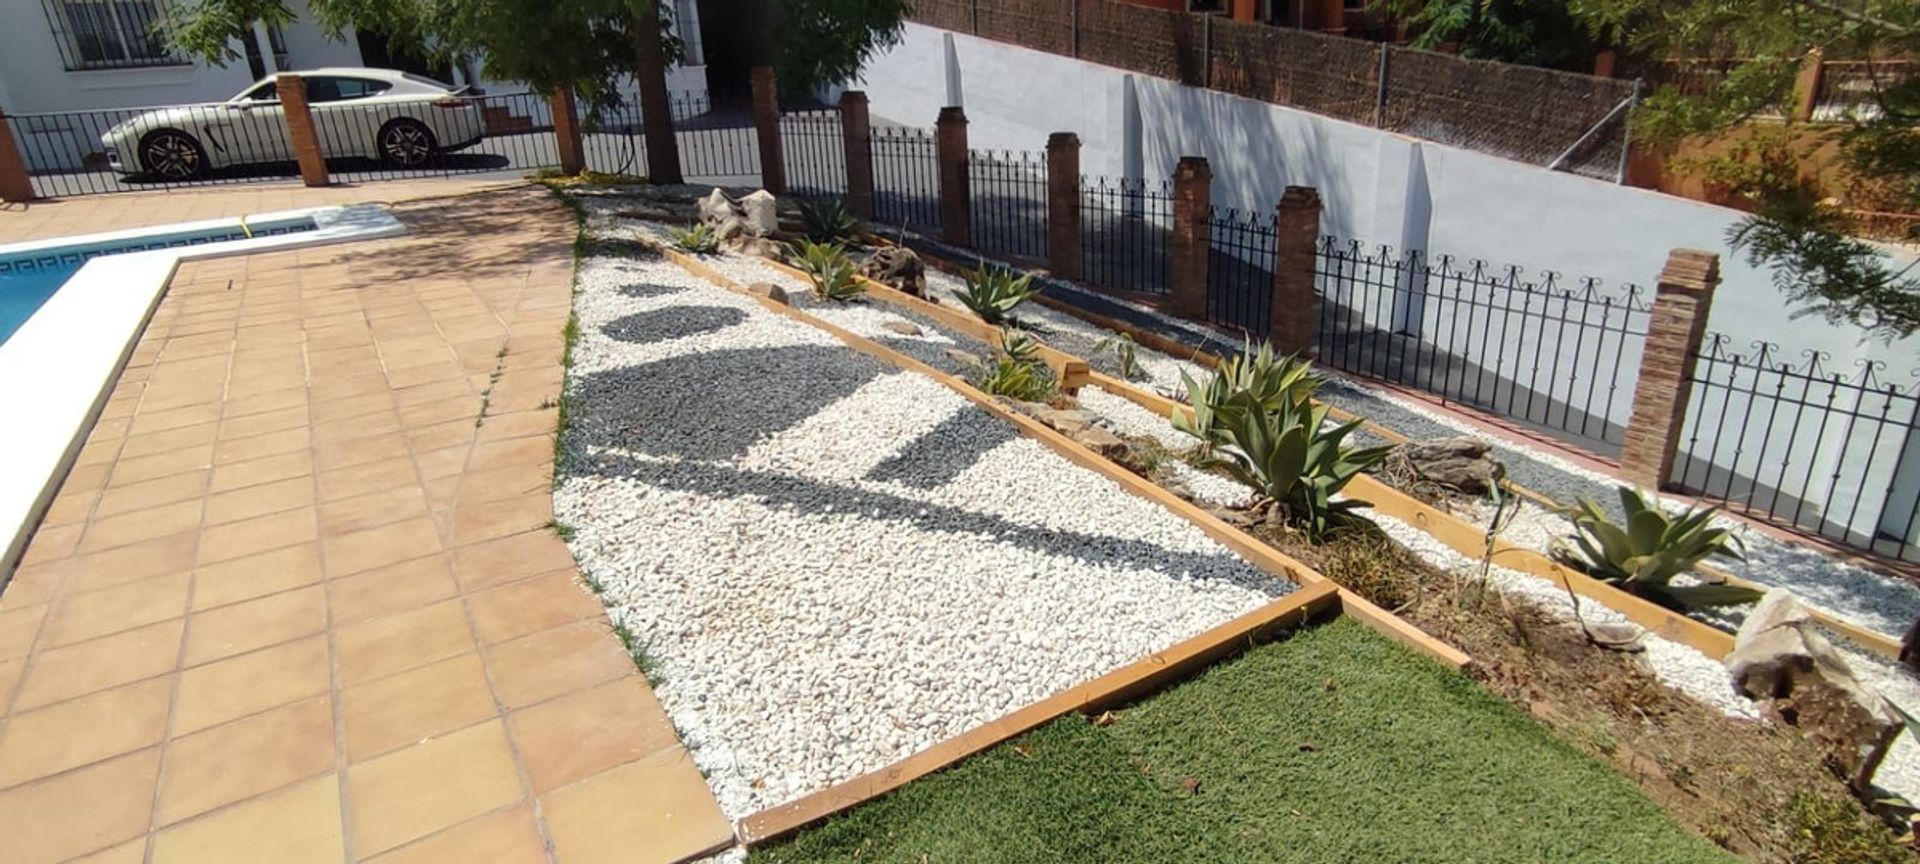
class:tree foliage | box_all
[771,0,910,99]
[1570,0,1920,341]
[1367,0,1595,68]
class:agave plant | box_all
[973,355,1056,402]
[1093,332,1140,379]
[1196,388,1392,540]
[668,222,720,254]
[789,239,865,302]
[1172,341,1320,450]
[998,327,1042,365]
[1552,487,1755,609]
[798,197,860,242]
[955,265,1039,325]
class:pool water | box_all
[0,217,316,347]
[0,261,81,343]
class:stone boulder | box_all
[1009,402,1131,461]
[1728,590,1900,791]
[1391,437,1506,495]
[697,189,750,242]
[746,282,789,305]
[859,247,927,298]
[740,190,780,237]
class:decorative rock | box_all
[1391,437,1506,495]
[1585,621,1647,653]
[746,282,789,305]
[698,188,742,224]
[859,247,927,298]
[1729,590,1900,791]
[945,349,986,369]
[740,190,780,237]
[727,236,783,259]
[881,321,924,337]
[1009,403,1133,461]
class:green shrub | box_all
[974,355,1056,402]
[799,197,860,242]
[1552,488,1755,609]
[790,239,865,302]
[955,265,1039,324]
[1172,342,1320,450]
[668,222,720,254]
[1195,386,1392,540]
[998,327,1042,365]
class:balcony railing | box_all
[40,0,189,71]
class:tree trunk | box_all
[632,2,681,184]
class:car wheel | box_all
[138,130,207,180]
[377,119,438,168]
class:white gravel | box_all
[554,237,1290,819]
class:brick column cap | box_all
[1657,248,1720,293]
[1279,185,1321,210]
[1174,155,1211,179]
[839,90,868,106]
[938,106,968,124]
[1048,131,1080,148]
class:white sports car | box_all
[103,68,486,179]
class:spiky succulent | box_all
[973,355,1056,402]
[998,327,1042,365]
[1196,387,1392,540]
[1172,341,1321,450]
[790,239,865,302]
[955,265,1039,325]
[1552,488,1755,609]
[798,197,860,242]
[668,222,720,254]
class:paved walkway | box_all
[0,182,732,863]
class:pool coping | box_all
[0,204,406,579]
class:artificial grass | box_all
[751,618,1735,864]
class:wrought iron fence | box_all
[967,149,1048,261]
[1082,176,1173,295]
[1207,208,1276,338]
[1314,238,1651,455]
[1673,336,1920,561]
[668,93,759,184]
[870,125,941,232]
[781,109,846,198]
[309,89,558,184]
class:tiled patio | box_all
[0,182,732,863]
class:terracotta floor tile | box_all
[0,677,171,789]
[468,437,549,474]
[11,618,184,711]
[157,695,335,825]
[66,532,199,596]
[180,584,326,668]
[318,456,420,502]
[342,653,498,762]
[451,531,577,593]
[219,402,309,437]
[327,555,459,627]
[208,450,314,494]
[416,444,472,480]
[117,422,218,461]
[510,677,677,795]
[317,485,429,537]
[64,837,145,864]
[449,497,552,549]
[315,432,411,473]
[202,476,314,527]
[150,774,344,864]
[196,506,318,565]
[174,634,329,736]
[41,572,190,649]
[212,426,311,465]
[39,489,98,527]
[323,517,445,578]
[0,604,48,661]
[467,571,600,646]
[77,499,204,554]
[405,418,479,456]
[106,445,214,488]
[93,470,210,518]
[364,804,547,864]
[336,599,474,687]
[540,747,733,864]
[191,543,324,612]
[0,748,160,864]
[399,396,482,429]
[0,658,22,712]
[475,408,558,442]
[0,561,66,608]
[346,719,524,858]
[486,620,634,709]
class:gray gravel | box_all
[553,223,1294,819]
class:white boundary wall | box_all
[856,22,1920,552]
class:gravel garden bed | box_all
[552,229,1294,819]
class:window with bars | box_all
[41,0,186,70]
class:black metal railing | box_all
[310,89,557,183]
[1674,336,1920,561]
[1314,238,1651,455]
[1082,176,1173,295]
[781,109,846,198]
[5,103,299,197]
[870,125,940,232]
[672,93,759,184]
[1207,208,1276,338]
[39,0,186,71]
[967,149,1048,261]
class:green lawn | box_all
[751,618,1734,864]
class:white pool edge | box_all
[0,204,406,580]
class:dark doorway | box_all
[354,29,455,84]
[696,0,770,107]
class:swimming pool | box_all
[0,218,316,345]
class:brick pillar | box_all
[1792,48,1825,123]
[549,87,585,176]
[750,66,784,194]
[275,74,329,188]
[936,106,971,248]
[1046,132,1082,281]
[0,109,34,203]
[1270,186,1322,356]
[1620,249,1720,489]
[1169,156,1212,321]
[1229,0,1256,22]
[839,90,874,218]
